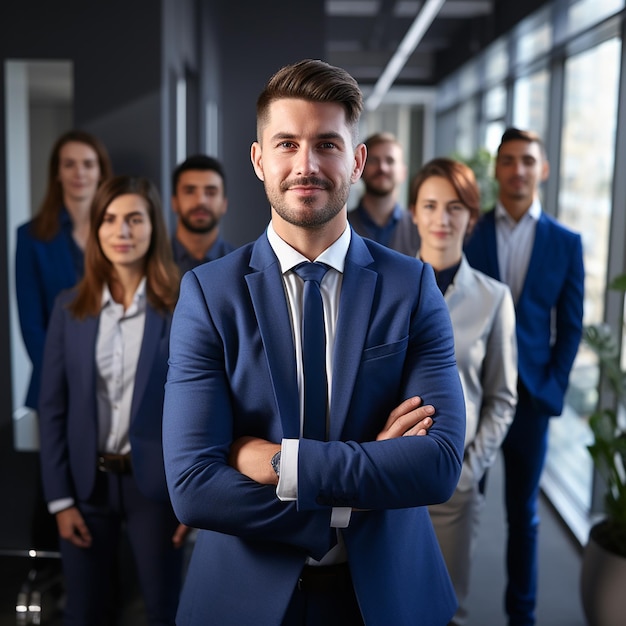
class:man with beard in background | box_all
[348,132,419,256]
[171,154,235,274]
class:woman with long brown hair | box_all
[38,175,186,624]
[16,130,113,410]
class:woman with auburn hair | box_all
[409,157,518,626]
[38,176,186,625]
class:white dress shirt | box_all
[96,278,147,454]
[266,222,352,562]
[495,199,541,303]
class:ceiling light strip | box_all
[365,0,447,111]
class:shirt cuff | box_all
[331,507,352,528]
[276,439,298,501]
[48,497,75,515]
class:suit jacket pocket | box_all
[361,335,409,363]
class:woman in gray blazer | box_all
[409,158,518,626]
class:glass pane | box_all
[484,121,505,155]
[456,98,477,156]
[483,84,506,120]
[566,0,624,38]
[546,38,621,521]
[516,14,553,65]
[458,61,479,100]
[512,69,550,142]
[484,38,509,83]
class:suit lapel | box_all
[130,304,164,420]
[329,236,376,440]
[482,211,501,280]
[73,313,99,420]
[246,237,300,439]
[519,212,551,300]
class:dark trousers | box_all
[281,564,364,625]
[502,384,550,626]
[60,471,182,626]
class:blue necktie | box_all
[293,262,329,441]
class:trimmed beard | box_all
[266,176,351,229]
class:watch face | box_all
[271,450,281,477]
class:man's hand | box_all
[56,506,92,548]
[376,396,434,441]
[229,396,434,484]
[229,436,281,486]
[172,523,191,549]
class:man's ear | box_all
[351,143,367,184]
[541,159,550,183]
[251,142,264,182]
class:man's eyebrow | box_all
[269,132,346,143]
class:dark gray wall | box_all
[213,0,326,247]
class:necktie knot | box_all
[293,261,329,286]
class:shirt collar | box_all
[495,198,542,224]
[101,276,147,313]
[266,221,351,274]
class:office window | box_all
[512,69,550,140]
[516,7,553,65]
[484,84,506,120]
[456,98,478,157]
[566,0,625,38]
[484,38,509,84]
[560,37,620,325]
[458,61,480,100]
[545,37,621,540]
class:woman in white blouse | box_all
[39,175,186,625]
[409,158,518,626]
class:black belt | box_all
[97,453,132,474]
[297,563,352,593]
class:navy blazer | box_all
[464,209,584,416]
[39,289,173,505]
[16,213,81,409]
[164,231,466,626]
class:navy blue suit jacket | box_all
[16,214,81,409]
[39,289,173,505]
[464,209,584,416]
[163,230,466,625]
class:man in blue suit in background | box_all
[464,128,585,626]
[163,59,466,625]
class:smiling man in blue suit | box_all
[464,128,584,626]
[163,59,466,626]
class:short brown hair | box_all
[498,127,546,158]
[256,59,363,145]
[409,157,481,227]
[364,132,401,151]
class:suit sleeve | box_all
[295,264,466,512]
[163,271,335,560]
[15,227,47,393]
[38,295,74,503]
[462,286,517,488]
[539,233,584,412]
